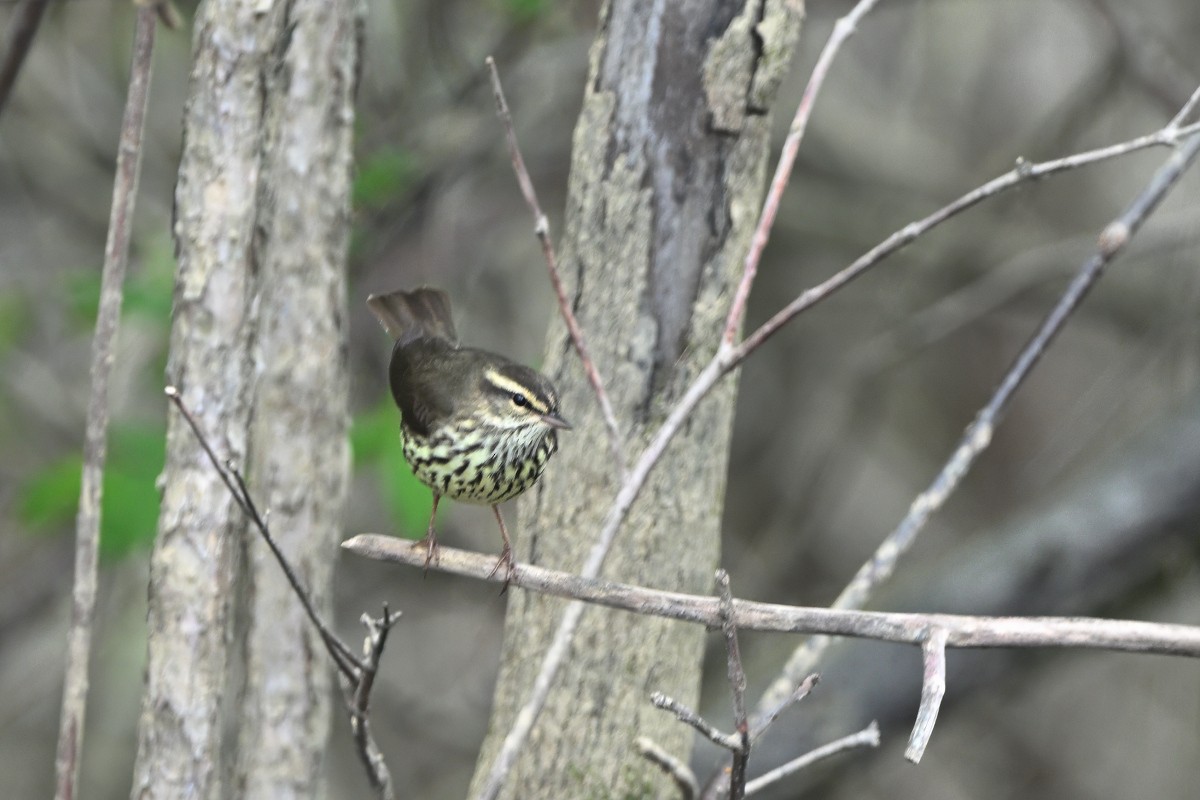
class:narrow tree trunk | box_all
[470,2,804,797]
[129,1,359,798]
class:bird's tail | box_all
[367,287,458,347]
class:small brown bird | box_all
[367,287,570,579]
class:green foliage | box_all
[353,148,418,211]
[19,421,166,558]
[350,402,433,538]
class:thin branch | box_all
[484,55,626,475]
[754,124,1200,717]
[165,387,364,679]
[341,536,1200,658]
[717,571,751,799]
[0,0,51,116]
[906,627,949,764]
[54,10,157,800]
[651,692,743,752]
[636,737,699,800]
[743,722,881,797]
[723,0,884,345]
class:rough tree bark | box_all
[129,1,359,798]
[470,2,804,797]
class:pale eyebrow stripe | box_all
[484,368,550,414]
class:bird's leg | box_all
[487,504,517,587]
[415,493,441,572]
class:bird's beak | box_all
[541,412,572,430]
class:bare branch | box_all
[906,627,949,764]
[484,56,626,475]
[636,737,699,800]
[743,722,881,797]
[342,536,1200,658]
[55,10,158,799]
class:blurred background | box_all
[1,0,1198,797]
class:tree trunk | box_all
[470,2,804,797]
[129,1,359,798]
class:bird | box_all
[366,287,570,581]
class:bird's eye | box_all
[511,393,529,408]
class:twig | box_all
[165,387,363,678]
[484,56,627,475]
[636,737,699,800]
[651,692,743,752]
[342,536,1200,657]
[743,722,880,797]
[0,0,51,116]
[723,0,884,345]
[347,607,398,800]
[54,10,157,800]
[717,571,751,799]
[754,123,1200,717]
[906,627,949,763]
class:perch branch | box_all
[342,536,1200,658]
[54,10,157,800]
